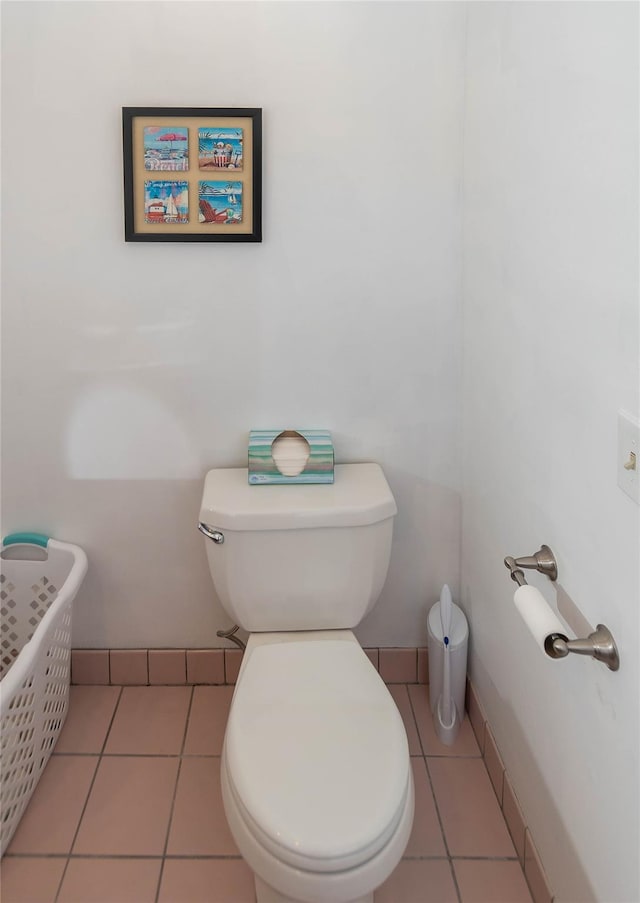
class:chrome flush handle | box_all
[198,522,224,544]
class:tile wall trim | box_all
[71,647,430,688]
[465,677,555,903]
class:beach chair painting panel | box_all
[144,127,189,171]
[199,128,243,171]
[144,181,189,225]
[199,181,243,224]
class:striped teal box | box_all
[248,430,334,484]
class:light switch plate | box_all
[618,410,640,504]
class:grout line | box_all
[446,855,522,862]
[48,751,225,759]
[421,752,483,759]
[180,686,196,758]
[154,758,183,903]
[50,856,69,903]
[405,684,462,903]
[154,685,194,903]
[52,686,123,902]
[448,857,463,903]
[101,686,124,755]
[405,683,427,758]
[53,762,99,900]
[5,852,245,860]
[4,851,520,863]
[385,680,422,685]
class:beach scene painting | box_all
[198,181,243,224]
[199,128,243,170]
[144,181,189,224]
[144,127,189,171]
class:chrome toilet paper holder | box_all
[504,544,558,586]
[546,625,619,671]
[504,545,620,672]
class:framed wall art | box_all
[122,107,262,242]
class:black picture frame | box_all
[122,107,262,242]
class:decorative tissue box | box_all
[248,430,334,484]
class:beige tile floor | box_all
[1,684,533,903]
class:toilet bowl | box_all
[199,463,414,902]
[220,632,414,903]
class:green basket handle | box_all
[2,532,50,549]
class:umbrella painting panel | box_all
[123,107,262,242]
[144,127,189,171]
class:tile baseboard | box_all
[466,677,554,903]
[71,646,430,688]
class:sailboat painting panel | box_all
[144,127,189,171]
[198,181,243,224]
[144,181,189,224]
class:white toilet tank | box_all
[199,463,397,632]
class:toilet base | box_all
[255,875,373,903]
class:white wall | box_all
[461,4,639,902]
[1,1,466,648]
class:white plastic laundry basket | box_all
[0,533,87,856]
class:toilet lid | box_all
[224,640,410,872]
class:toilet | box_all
[199,463,415,903]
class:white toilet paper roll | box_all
[514,585,568,657]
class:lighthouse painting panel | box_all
[144,127,189,171]
[199,181,243,224]
[144,181,189,224]
[199,128,243,170]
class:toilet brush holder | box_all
[427,588,469,746]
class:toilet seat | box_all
[224,638,410,874]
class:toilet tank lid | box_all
[199,463,397,531]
